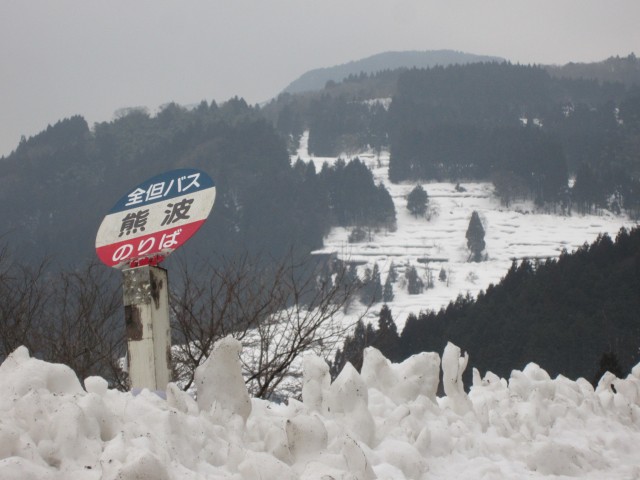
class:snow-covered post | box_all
[123,265,171,391]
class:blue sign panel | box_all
[109,168,215,213]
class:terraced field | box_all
[295,133,637,328]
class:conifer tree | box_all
[466,210,486,262]
[361,263,382,305]
[387,262,398,283]
[371,263,382,303]
[374,304,400,361]
[332,319,375,374]
[405,265,424,294]
[377,304,398,337]
[340,263,361,312]
[343,264,359,289]
[592,350,624,386]
[407,184,429,217]
[439,267,447,282]
[383,275,394,303]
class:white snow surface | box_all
[2,338,640,479]
[294,131,638,329]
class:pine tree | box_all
[378,304,398,337]
[361,263,382,305]
[341,263,361,312]
[370,263,382,303]
[405,265,424,295]
[374,304,400,361]
[330,348,345,379]
[387,261,398,283]
[333,320,375,373]
[407,184,429,217]
[343,264,360,290]
[375,183,398,231]
[425,267,434,289]
[439,267,447,282]
[383,275,394,302]
[466,210,486,262]
[360,267,372,304]
[592,350,624,386]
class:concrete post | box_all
[123,265,172,391]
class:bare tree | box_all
[170,254,271,391]
[0,247,127,389]
[0,243,364,398]
[170,253,364,399]
[0,246,51,359]
[45,262,126,389]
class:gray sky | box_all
[1,0,639,157]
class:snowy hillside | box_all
[295,132,638,329]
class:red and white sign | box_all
[96,168,215,269]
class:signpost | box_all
[96,168,216,391]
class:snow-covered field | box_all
[295,132,638,329]
[3,336,640,479]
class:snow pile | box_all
[2,337,640,479]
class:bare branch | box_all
[170,250,365,398]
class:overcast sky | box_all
[1,0,639,157]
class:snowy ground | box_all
[2,337,640,479]
[295,132,638,329]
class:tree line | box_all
[268,61,640,214]
[0,99,395,270]
[333,227,640,386]
[4,60,639,271]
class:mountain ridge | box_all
[281,49,505,95]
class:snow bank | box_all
[2,337,640,479]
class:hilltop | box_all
[281,50,505,95]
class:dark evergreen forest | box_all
[268,60,640,215]
[0,99,394,268]
[334,227,640,386]
[4,57,639,268]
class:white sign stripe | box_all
[96,187,215,248]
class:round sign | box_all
[95,168,216,269]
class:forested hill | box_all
[0,100,395,268]
[3,54,640,268]
[335,227,640,386]
[282,50,504,94]
[546,53,640,87]
[267,59,640,215]
[401,228,640,384]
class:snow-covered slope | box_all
[294,132,638,329]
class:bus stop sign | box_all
[96,168,215,269]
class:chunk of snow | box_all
[441,342,472,414]
[0,341,640,478]
[193,335,251,422]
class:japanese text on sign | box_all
[119,210,149,237]
[162,198,193,225]
[125,173,201,206]
[111,229,183,263]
